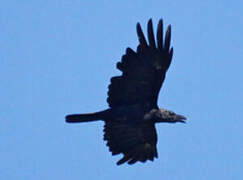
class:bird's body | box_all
[66,19,186,165]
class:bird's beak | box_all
[176,115,187,123]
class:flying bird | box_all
[66,19,186,165]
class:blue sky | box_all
[1,0,243,179]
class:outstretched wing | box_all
[103,118,158,165]
[107,19,173,108]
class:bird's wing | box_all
[107,19,173,108]
[104,119,158,165]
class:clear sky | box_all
[1,0,243,179]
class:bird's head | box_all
[154,108,186,123]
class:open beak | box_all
[176,115,187,123]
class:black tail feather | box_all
[66,112,104,123]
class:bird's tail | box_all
[65,110,108,123]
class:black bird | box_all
[66,19,186,165]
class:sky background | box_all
[1,0,243,179]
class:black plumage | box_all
[66,19,186,165]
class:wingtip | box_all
[167,24,172,32]
[164,25,172,51]
[136,22,142,36]
[136,22,141,30]
[157,19,164,50]
[148,19,153,30]
[166,24,172,39]
[148,18,152,25]
[158,19,163,27]
[170,47,174,53]
[169,47,174,59]
[116,155,130,166]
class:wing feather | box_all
[104,118,158,165]
[164,25,171,51]
[147,19,156,48]
[107,19,173,108]
[136,23,148,48]
[157,19,163,50]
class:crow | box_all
[66,19,186,165]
